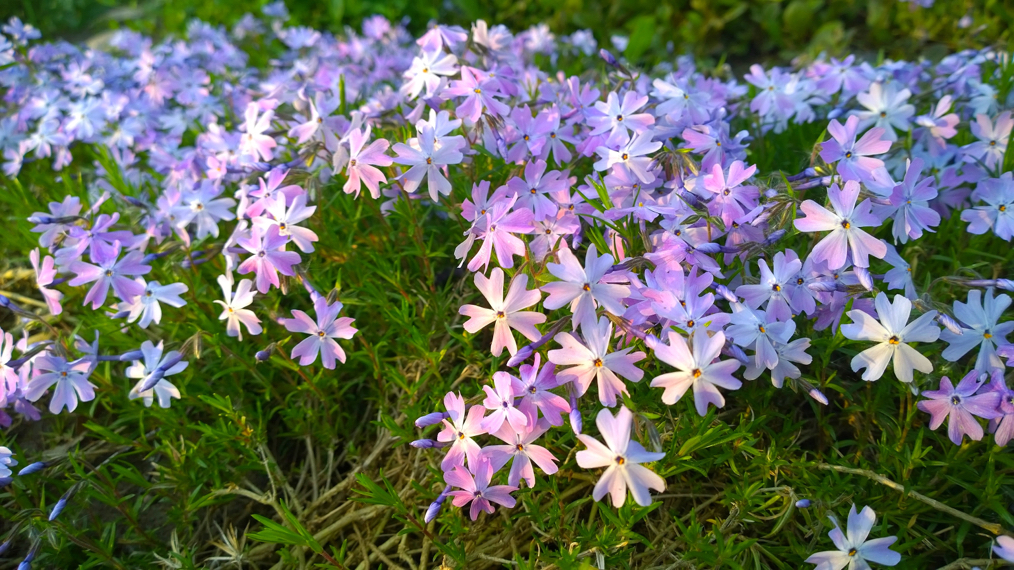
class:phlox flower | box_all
[840,293,939,383]
[588,91,654,138]
[736,250,802,321]
[465,195,534,273]
[172,181,236,240]
[30,248,63,315]
[0,447,16,478]
[480,371,528,433]
[986,371,1014,446]
[917,371,1001,445]
[961,173,1014,241]
[400,48,458,100]
[342,126,393,199]
[575,406,665,507]
[30,195,82,249]
[460,268,545,357]
[962,112,1012,170]
[548,317,645,407]
[744,336,812,388]
[25,355,96,414]
[240,103,277,161]
[117,279,188,329]
[485,417,559,488]
[940,288,1014,372]
[214,275,262,340]
[914,95,959,151]
[819,115,891,183]
[702,161,759,226]
[283,296,357,369]
[542,244,631,331]
[793,180,887,269]
[252,194,318,253]
[505,159,564,221]
[68,240,151,309]
[805,504,900,570]
[445,66,510,122]
[287,91,341,145]
[246,168,306,218]
[236,226,301,294]
[649,330,742,416]
[127,340,187,408]
[392,127,463,201]
[881,244,915,299]
[995,536,1014,563]
[875,158,940,244]
[444,457,517,521]
[437,392,487,470]
[593,130,662,184]
[531,211,580,262]
[727,307,796,372]
[511,354,571,426]
[0,328,18,396]
[854,82,914,141]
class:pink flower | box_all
[917,371,1001,445]
[437,392,487,470]
[283,296,357,369]
[240,103,277,161]
[649,330,742,416]
[793,180,887,270]
[392,127,464,201]
[549,317,645,407]
[237,226,302,294]
[252,194,318,253]
[576,406,665,507]
[480,371,528,433]
[214,275,262,340]
[466,195,534,273]
[484,417,559,488]
[342,126,393,199]
[444,457,517,521]
[30,248,63,315]
[459,267,545,356]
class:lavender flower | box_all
[548,317,645,407]
[840,293,940,383]
[444,457,517,521]
[805,504,900,569]
[940,288,1014,372]
[282,296,357,369]
[575,406,665,507]
[794,181,887,269]
[917,371,1001,445]
[650,330,741,416]
[459,267,545,357]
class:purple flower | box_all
[465,195,534,273]
[588,91,653,138]
[437,392,487,470]
[0,329,18,396]
[480,371,528,433]
[994,536,1014,562]
[703,161,759,226]
[117,279,188,329]
[505,159,565,221]
[342,126,393,199]
[840,293,940,383]
[877,158,940,244]
[593,130,662,184]
[819,115,891,183]
[882,244,915,299]
[940,288,1014,372]
[445,67,510,122]
[727,307,796,371]
[392,127,464,201]
[283,296,357,369]
[542,244,631,331]
[400,48,458,100]
[575,406,665,507]
[548,317,645,407]
[917,371,1001,445]
[794,181,887,269]
[511,354,571,426]
[214,275,262,340]
[650,330,741,416]
[0,447,16,479]
[986,371,1014,446]
[237,226,301,294]
[126,340,187,408]
[68,240,151,309]
[240,103,277,161]
[484,417,559,488]
[459,267,545,357]
[961,173,1014,241]
[963,112,1012,170]
[30,196,81,249]
[171,181,237,240]
[736,250,802,322]
[25,355,96,414]
[444,457,517,521]
[805,504,900,569]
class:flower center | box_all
[473,88,481,94]
[426,157,433,165]
[501,401,509,409]
[758,325,766,333]
[528,386,537,394]
[888,336,900,344]
[258,251,266,257]
[616,115,623,122]
[621,153,629,160]
[841,220,851,230]
[951,395,961,406]
[845,151,853,159]
[582,283,591,291]
[797,278,804,285]
[317,331,326,337]
[458,431,465,439]
[772,284,781,292]
[593,358,603,367]
[692,368,702,378]
[1000,205,1007,212]
[496,310,506,319]
[349,159,357,167]
[105,270,113,276]
[984,332,993,339]
[516,444,524,451]
[615,456,625,465]
[848,548,857,557]
[879,111,886,118]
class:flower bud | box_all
[598,49,618,66]
[415,412,450,429]
[795,499,811,508]
[937,313,963,335]
[714,285,738,304]
[853,266,873,291]
[18,462,46,476]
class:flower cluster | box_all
[1,6,1013,566]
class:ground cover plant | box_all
[1,3,1014,568]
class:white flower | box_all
[840,293,939,383]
